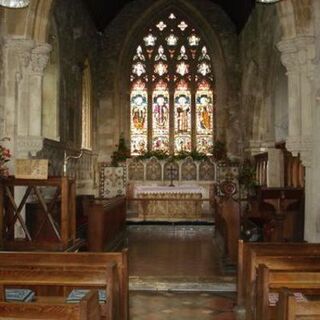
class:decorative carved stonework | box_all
[16,136,44,158]
[99,162,127,198]
[181,157,197,181]
[128,160,144,181]
[31,44,52,75]
[146,157,162,181]
[164,161,179,181]
[199,159,215,181]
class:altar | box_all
[134,185,203,221]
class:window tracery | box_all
[130,11,214,155]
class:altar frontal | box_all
[135,185,203,221]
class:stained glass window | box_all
[152,81,170,152]
[196,81,213,154]
[175,81,191,153]
[131,81,148,155]
[129,11,214,155]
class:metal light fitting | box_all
[256,0,281,3]
[0,0,30,8]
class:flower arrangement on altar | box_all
[0,137,11,176]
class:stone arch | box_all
[2,0,54,42]
[98,0,240,158]
[276,0,313,40]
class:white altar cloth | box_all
[135,185,204,196]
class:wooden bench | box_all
[88,197,126,252]
[0,267,114,319]
[256,264,320,320]
[277,287,320,320]
[237,240,320,320]
[0,289,100,319]
[0,250,128,320]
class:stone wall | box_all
[52,0,98,148]
[97,0,241,161]
[240,4,287,154]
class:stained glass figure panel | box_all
[197,136,213,155]
[152,84,170,153]
[174,82,191,153]
[131,82,148,155]
[196,89,213,155]
[175,136,192,153]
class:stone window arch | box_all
[81,58,93,150]
[129,10,214,156]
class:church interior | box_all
[1,0,320,319]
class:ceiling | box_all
[82,0,256,33]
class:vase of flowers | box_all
[0,144,11,177]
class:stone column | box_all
[29,44,51,137]
[278,36,317,241]
[2,38,51,160]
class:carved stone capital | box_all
[16,136,44,157]
[3,38,34,70]
[285,136,301,157]
[277,36,316,75]
[31,43,52,75]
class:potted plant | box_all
[111,134,130,167]
[238,159,258,196]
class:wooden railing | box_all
[0,176,77,251]
[255,153,268,187]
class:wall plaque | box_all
[15,159,49,180]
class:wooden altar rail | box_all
[0,176,76,251]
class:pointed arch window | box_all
[130,11,214,155]
[81,59,93,150]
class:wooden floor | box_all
[126,224,237,319]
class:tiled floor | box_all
[130,291,236,320]
[127,225,237,319]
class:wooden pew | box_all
[88,197,126,252]
[0,267,113,319]
[214,182,240,265]
[256,265,320,320]
[0,250,128,320]
[0,289,100,320]
[237,240,320,320]
[277,288,320,320]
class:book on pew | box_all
[269,292,307,306]
[66,289,106,303]
[5,289,35,302]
